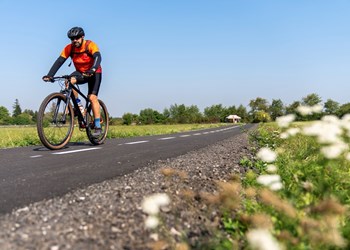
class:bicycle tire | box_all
[86,99,109,145]
[37,92,74,150]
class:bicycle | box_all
[37,75,109,150]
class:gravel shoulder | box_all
[0,128,254,250]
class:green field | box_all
[0,123,232,149]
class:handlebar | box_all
[52,75,70,80]
[44,73,91,83]
[42,75,70,83]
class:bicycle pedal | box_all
[78,121,86,129]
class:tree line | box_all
[0,99,38,125]
[1,93,349,126]
[121,93,349,125]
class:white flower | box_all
[317,124,342,144]
[142,200,159,215]
[297,105,312,116]
[145,215,159,229]
[280,132,289,139]
[269,182,283,191]
[257,174,281,185]
[345,152,350,161]
[247,229,282,250]
[321,142,348,159]
[297,105,323,116]
[341,114,350,122]
[280,127,300,139]
[311,104,323,113]
[141,193,170,215]
[257,148,277,163]
[276,114,295,128]
[302,121,342,144]
[286,127,300,136]
[339,115,350,135]
[322,115,339,124]
[266,164,277,173]
[257,174,283,191]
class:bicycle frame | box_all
[61,79,90,128]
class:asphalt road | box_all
[0,124,253,214]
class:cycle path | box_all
[0,124,254,214]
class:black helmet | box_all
[67,27,85,39]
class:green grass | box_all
[147,121,350,249]
[219,122,350,249]
[0,123,232,149]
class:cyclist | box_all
[42,26,102,136]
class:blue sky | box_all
[1,0,349,117]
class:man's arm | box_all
[47,56,67,77]
[91,51,102,71]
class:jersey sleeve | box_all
[88,41,100,55]
[60,44,72,59]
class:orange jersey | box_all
[60,40,102,73]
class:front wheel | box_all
[37,93,74,150]
[86,99,109,145]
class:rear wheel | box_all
[37,93,74,150]
[86,99,109,145]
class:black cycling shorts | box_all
[70,71,102,96]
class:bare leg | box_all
[89,94,101,120]
[70,77,79,99]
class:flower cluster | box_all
[247,228,282,250]
[296,104,323,116]
[256,147,282,191]
[141,193,170,229]
[248,105,349,249]
[278,106,350,160]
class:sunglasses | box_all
[70,36,82,41]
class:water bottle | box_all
[76,98,85,115]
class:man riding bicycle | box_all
[43,26,102,136]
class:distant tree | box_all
[302,93,322,106]
[285,101,301,115]
[109,117,123,125]
[249,97,269,113]
[187,105,203,123]
[301,93,323,120]
[253,110,271,123]
[337,103,350,118]
[162,108,171,123]
[169,104,185,123]
[12,99,22,117]
[236,104,249,122]
[324,99,340,115]
[22,109,36,124]
[249,97,269,123]
[12,113,32,125]
[269,99,285,120]
[139,108,155,124]
[32,111,38,123]
[139,108,165,124]
[168,104,196,124]
[122,112,138,125]
[227,105,237,116]
[204,104,225,123]
[23,109,34,116]
[0,106,11,125]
